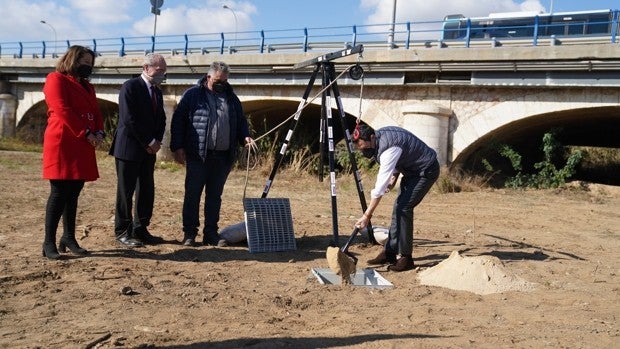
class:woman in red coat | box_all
[42,45,104,260]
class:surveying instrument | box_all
[258,44,377,257]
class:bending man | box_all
[353,125,439,272]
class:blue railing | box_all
[1,12,618,59]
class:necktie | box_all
[150,86,157,111]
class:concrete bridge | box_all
[1,43,619,172]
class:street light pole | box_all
[40,20,57,57]
[150,0,164,52]
[549,0,554,14]
[222,4,238,49]
[387,0,397,49]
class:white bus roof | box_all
[471,9,612,20]
[488,11,541,18]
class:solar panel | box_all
[243,198,296,253]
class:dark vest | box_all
[375,126,437,177]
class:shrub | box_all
[489,130,583,189]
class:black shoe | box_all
[59,236,89,255]
[116,234,144,248]
[182,238,196,246]
[42,243,62,260]
[202,233,221,246]
[367,250,397,265]
[135,228,164,245]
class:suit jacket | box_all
[42,71,103,181]
[109,76,166,161]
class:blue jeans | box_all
[182,152,232,243]
[385,159,440,257]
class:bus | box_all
[442,9,618,41]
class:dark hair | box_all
[55,45,95,77]
[352,124,374,141]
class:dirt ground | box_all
[0,149,618,349]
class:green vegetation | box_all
[485,130,583,189]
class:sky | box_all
[0,0,618,43]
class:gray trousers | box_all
[385,159,440,257]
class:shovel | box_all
[325,227,361,284]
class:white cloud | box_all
[358,0,546,40]
[362,0,546,24]
[0,0,71,42]
[67,0,135,25]
[131,1,256,37]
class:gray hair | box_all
[143,53,165,66]
[208,61,230,76]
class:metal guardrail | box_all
[0,14,618,59]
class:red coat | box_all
[42,72,104,181]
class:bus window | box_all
[442,14,466,40]
[586,13,612,34]
[566,21,586,35]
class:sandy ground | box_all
[0,150,618,349]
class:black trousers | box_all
[182,152,232,243]
[44,180,85,244]
[114,156,156,237]
[385,159,440,257]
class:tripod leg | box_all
[261,64,321,198]
[329,67,378,245]
[323,63,340,246]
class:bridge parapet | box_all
[1,42,619,167]
[2,43,620,79]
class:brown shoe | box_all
[367,250,396,265]
[388,256,414,272]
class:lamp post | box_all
[549,0,554,14]
[40,20,57,57]
[387,0,397,49]
[150,0,164,52]
[222,4,238,49]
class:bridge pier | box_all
[401,103,452,166]
[159,97,176,162]
[0,93,17,138]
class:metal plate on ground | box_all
[311,268,393,288]
[244,198,296,253]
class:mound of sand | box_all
[417,251,535,295]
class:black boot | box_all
[59,234,89,255]
[42,242,61,260]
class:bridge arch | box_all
[237,92,392,143]
[16,95,120,143]
[453,98,620,167]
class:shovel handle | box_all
[340,227,360,254]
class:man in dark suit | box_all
[109,53,167,247]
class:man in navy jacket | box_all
[170,61,252,247]
[109,53,167,247]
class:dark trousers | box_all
[114,156,156,237]
[182,152,232,243]
[386,159,440,257]
[44,180,85,244]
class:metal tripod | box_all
[260,44,377,246]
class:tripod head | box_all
[293,44,364,70]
